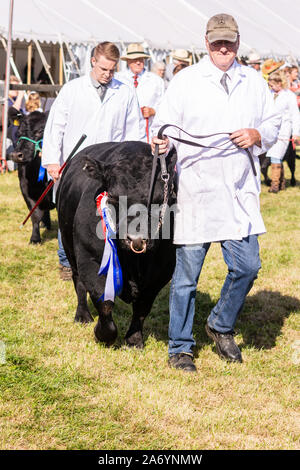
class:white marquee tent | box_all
[1,0,300,59]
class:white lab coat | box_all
[115,69,165,131]
[152,56,281,244]
[42,74,145,168]
[266,88,300,160]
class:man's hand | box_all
[230,128,261,149]
[47,164,60,182]
[151,136,169,155]
[292,135,300,145]
[141,107,155,119]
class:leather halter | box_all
[148,122,258,206]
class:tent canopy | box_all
[1,0,300,58]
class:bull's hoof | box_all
[125,331,144,349]
[30,238,41,245]
[291,177,296,187]
[94,321,118,346]
[74,309,94,324]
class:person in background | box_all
[25,91,43,114]
[173,63,188,76]
[42,41,145,280]
[247,50,262,72]
[165,48,191,84]
[116,43,165,142]
[151,61,168,89]
[151,61,166,79]
[261,59,284,81]
[286,66,300,108]
[266,69,300,192]
[151,13,280,372]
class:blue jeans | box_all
[168,235,261,356]
[57,229,71,268]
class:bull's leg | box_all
[92,299,118,347]
[285,143,296,186]
[73,273,94,324]
[259,154,271,186]
[125,296,155,349]
[41,210,51,230]
[30,207,43,244]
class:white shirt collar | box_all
[206,56,237,81]
[128,68,145,78]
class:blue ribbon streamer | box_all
[37,164,46,182]
[98,204,123,302]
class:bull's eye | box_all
[107,194,118,205]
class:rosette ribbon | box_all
[96,192,123,302]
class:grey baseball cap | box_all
[206,14,239,43]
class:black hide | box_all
[8,111,54,243]
[57,141,177,348]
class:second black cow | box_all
[9,111,55,243]
[57,141,177,348]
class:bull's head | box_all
[9,111,47,164]
[82,143,177,254]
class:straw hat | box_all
[171,49,190,63]
[121,43,150,60]
[261,58,285,77]
[247,50,261,65]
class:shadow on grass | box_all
[85,287,299,354]
[238,290,300,349]
[41,219,58,243]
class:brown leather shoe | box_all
[168,353,197,372]
[205,323,242,363]
[59,265,73,281]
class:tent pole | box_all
[1,0,14,169]
[58,39,67,83]
[59,46,63,85]
[27,42,32,84]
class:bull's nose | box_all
[127,235,147,254]
[10,152,24,163]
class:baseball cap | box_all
[206,14,239,43]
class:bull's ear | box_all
[82,156,107,180]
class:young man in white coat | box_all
[151,14,281,372]
[42,41,145,280]
[115,43,165,142]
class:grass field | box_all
[0,164,299,450]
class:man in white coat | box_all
[42,41,145,279]
[115,43,165,142]
[151,14,281,372]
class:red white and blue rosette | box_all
[96,192,123,302]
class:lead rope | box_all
[157,124,257,176]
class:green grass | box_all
[0,163,299,450]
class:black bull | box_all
[57,141,177,348]
[8,111,55,243]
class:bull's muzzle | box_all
[9,152,24,163]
